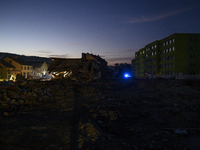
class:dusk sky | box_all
[1,0,200,65]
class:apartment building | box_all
[134,33,200,78]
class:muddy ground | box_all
[1,78,200,150]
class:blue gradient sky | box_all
[1,0,200,65]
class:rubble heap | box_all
[1,79,200,149]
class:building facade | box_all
[0,60,15,80]
[28,61,49,78]
[3,56,33,79]
[134,33,200,78]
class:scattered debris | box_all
[0,79,200,149]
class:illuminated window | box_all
[155,45,157,48]
[143,51,144,54]
[169,48,171,52]
[152,46,154,49]
[152,52,154,56]
[163,43,165,46]
[166,49,168,53]
[146,54,148,57]
[166,41,168,45]
[169,40,171,44]
[172,47,175,51]
[172,39,175,43]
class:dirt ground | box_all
[1,78,200,150]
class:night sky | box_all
[1,0,200,65]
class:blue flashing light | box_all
[124,73,131,78]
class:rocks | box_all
[174,129,188,135]
[1,79,200,149]
[0,79,73,116]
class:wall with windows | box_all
[134,33,200,78]
[21,65,33,78]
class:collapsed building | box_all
[48,53,107,81]
[48,58,100,81]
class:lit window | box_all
[172,47,175,51]
[143,51,144,54]
[155,45,157,48]
[146,48,148,51]
[169,40,171,44]
[166,49,168,53]
[163,43,165,46]
[152,52,154,56]
[169,48,171,52]
[166,41,168,45]
[172,39,175,43]
[152,46,154,49]
[146,54,148,57]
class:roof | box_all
[5,57,30,65]
[88,53,107,64]
[27,61,46,68]
[0,59,15,68]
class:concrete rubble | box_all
[0,78,200,149]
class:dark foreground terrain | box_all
[1,79,200,150]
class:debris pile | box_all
[1,79,200,149]
[48,58,96,81]
[0,79,73,116]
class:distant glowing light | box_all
[124,73,131,78]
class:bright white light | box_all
[124,73,131,78]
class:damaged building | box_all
[48,57,101,81]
